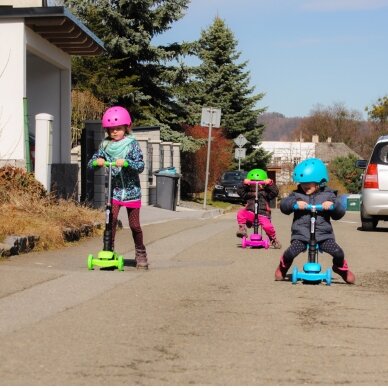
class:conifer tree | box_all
[182,17,270,169]
[66,0,201,151]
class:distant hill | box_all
[258,112,303,141]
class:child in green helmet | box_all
[236,168,281,249]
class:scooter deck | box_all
[87,250,124,271]
[242,234,270,249]
[292,266,332,285]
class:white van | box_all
[356,135,388,230]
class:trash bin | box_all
[346,194,361,211]
[340,194,349,210]
[154,168,181,211]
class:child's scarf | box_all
[102,135,135,159]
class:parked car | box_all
[355,135,388,230]
[212,170,247,202]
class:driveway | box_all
[0,208,387,385]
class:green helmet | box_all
[246,169,268,181]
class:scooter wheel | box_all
[292,266,298,284]
[118,255,124,271]
[242,236,247,248]
[325,268,332,286]
[87,254,94,270]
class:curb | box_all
[0,235,40,257]
[0,223,103,258]
[199,208,224,218]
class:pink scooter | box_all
[241,179,270,249]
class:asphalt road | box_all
[0,206,388,385]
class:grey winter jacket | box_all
[280,185,345,243]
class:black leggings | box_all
[283,239,344,268]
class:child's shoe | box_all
[135,249,149,270]
[270,238,282,249]
[236,224,248,238]
[274,257,291,280]
[332,260,355,284]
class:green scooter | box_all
[87,160,127,271]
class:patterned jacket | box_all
[280,185,345,243]
[88,138,145,202]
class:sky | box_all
[153,0,388,119]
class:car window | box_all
[371,143,388,165]
[222,172,245,181]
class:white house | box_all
[0,2,183,208]
[259,135,360,185]
[0,3,104,191]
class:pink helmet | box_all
[102,106,132,128]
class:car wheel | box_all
[361,219,377,231]
[361,205,377,231]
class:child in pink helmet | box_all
[88,106,148,269]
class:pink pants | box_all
[237,208,276,240]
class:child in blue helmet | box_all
[274,158,355,284]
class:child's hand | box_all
[322,201,334,210]
[96,158,105,167]
[115,159,126,167]
[296,200,309,209]
[264,178,273,186]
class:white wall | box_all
[0,20,26,162]
[0,21,72,166]
[0,0,42,5]
[26,27,71,164]
[258,141,317,185]
[259,141,316,164]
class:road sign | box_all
[234,134,248,148]
[201,107,221,128]
[235,147,246,160]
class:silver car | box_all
[356,135,388,230]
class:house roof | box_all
[315,142,361,162]
[0,6,104,55]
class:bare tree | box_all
[292,102,363,152]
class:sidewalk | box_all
[118,204,225,228]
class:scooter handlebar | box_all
[243,179,267,185]
[92,160,129,168]
[293,203,334,211]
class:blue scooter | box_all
[291,204,333,285]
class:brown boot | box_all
[135,249,149,270]
[236,224,248,238]
[270,238,282,249]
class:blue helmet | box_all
[293,158,329,185]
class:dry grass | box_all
[0,165,104,251]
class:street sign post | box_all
[233,134,248,170]
[201,107,221,210]
[234,134,248,148]
[201,107,221,128]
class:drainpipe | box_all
[23,98,32,172]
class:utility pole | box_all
[200,107,221,210]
